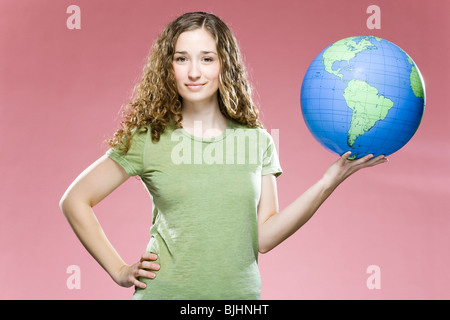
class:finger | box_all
[369,155,389,166]
[342,154,375,173]
[139,261,161,271]
[138,268,157,279]
[344,154,372,169]
[140,252,158,262]
[133,277,147,289]
[358,154,388,168]
[340,151,352,160]
[360,153,374,162]
[128,271,148,289]
[364,154,385,163]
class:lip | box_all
[185,83,206,90]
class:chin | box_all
[180,93,218,105]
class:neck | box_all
[181,97,227,138]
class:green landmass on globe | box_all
[343,79,393,150]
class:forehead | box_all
[175,28,217,51]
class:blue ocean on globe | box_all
[300,36,425,159]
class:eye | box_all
[175,56,187,63]
[202,57,214,63]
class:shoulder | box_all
[110,124,151,155]
[127,125,151,146]
[228,118,267,133]
[228,119,274,142]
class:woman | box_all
[59,12,388,300]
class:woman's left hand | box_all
[322,151,388,187]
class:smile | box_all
[186,83,206,90]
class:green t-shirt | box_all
[107,118,282,299]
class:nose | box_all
[188,61,201,80]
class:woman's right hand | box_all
[114,253,160,289]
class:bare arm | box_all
[59,155,159,288]
[257,152,388,253]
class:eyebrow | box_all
[174,50,218,55]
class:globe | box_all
[300,36,425,159]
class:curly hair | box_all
[108,12,263,153]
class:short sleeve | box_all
[261,130,282,178]
[106,127,148,177]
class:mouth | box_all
[185,83,206,90]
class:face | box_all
[172,28,221,107]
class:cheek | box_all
[205,64,221,84]
[172,65,184,87]
[172,63,183,77]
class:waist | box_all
[135,232,261,300]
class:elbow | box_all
[258,241,275,254]
[257,224,278,254]
[257,229,275,254]
[59,191,80,218]
[59,190,94,223]
[59,193,70,217]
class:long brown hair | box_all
[108,12,262,153]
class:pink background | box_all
[1,0,449,299]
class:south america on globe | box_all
[300,36,425,159]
